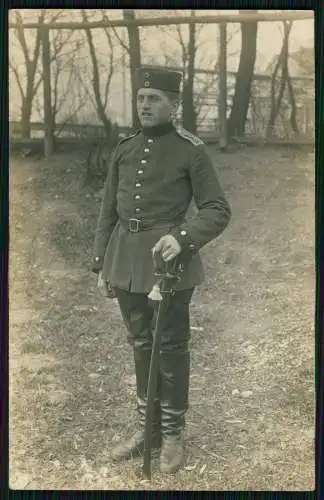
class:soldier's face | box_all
[137,88,175,127]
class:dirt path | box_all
[9,146,315,490]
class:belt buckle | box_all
[129,218,141,232]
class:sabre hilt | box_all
[148,251,183,301]
[152,251,182,280]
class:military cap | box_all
[136,65,182,93]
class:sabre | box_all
[143,251,182,480]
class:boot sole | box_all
[159,440,185,473]
[111,442,161,462]
[160,461,183,474]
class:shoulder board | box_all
[175,127,204,147]
[117,130,140,146]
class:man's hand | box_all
[153,234,181,262]
[97,271,108,296]
[97,271,116,298]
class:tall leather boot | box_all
[159,348,190,473]
[111,344,161,461]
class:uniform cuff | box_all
[92,256,104,274]
[169,227,198,258]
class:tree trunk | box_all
[266,21,292,138]
[20,61,39,139]
[227,12,258,138]
[123,10,141,131]
[13,11,44,139]
[286,73,299,135]
[21,98,32,139]
[83,20,112,140]
[267,60,287,138]
[267,50,285,138]
[182,16,197,134]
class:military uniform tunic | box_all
[92,124,231,293]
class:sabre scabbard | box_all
[143,252,184,478]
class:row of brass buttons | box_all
[134,139,153,213]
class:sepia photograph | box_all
[9,9,315,490]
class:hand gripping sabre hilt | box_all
[147,251,183,301]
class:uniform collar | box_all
[141,121,175,138]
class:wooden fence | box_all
[9,10,314,154]
[9,73,314,145]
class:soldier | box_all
[92,66,231,473]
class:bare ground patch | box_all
[9,145,315,490]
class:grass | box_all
[9,144,315,490]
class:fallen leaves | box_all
[184,462,198,471]
[62,415,73,422]
[241,391,253,398]
[231,389,253,398]
[10,472,31,489]
[199,464,207,474]
[9,148,315,491]
[74,305,93,312]
[123,375,137,386]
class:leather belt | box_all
[119,217,183,233]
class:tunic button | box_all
[135,195,141,200]
[144,148,149,153]
[135,207,141,213]
[180,230,187,236]
[189,244,195,250]
[138,170,144,174]
[95,257,100,261]
[135,183,142,188]
[148,139,153,143]
[141,159,147,164]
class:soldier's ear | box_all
[172,99,180,113]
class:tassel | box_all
[148,283,163,301]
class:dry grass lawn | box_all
[9,143,315,490]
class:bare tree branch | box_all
[101,10,130,53]
[12,11,30,65]
[51,29,75,61]
[52,40,85,61]
[156,24,184,47]
[30,10,45,67]
[75,68,97,111]
[175,24,188,66]
[194,74,218,116]
[17,10,45,91]
[32,26,82,99]
[55,98,88,136]
[81,10,113,135]
[32,74,43,98]
[267,19,293,135]
[54,69,75,119]
[34,92,43,120]
[10,10,47,137]
[51,58,60,119]
[102,26,114,110]
[9,60,25,99]
[227,25,240,43]
[48,10,66,24]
